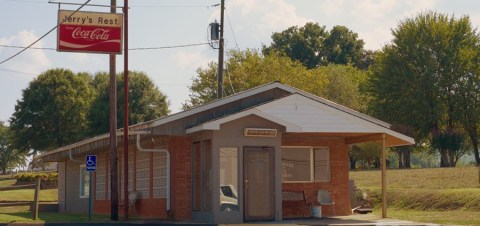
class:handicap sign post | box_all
[86,155,96,221]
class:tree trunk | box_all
[395,148,404,168]
[349,156,357,170]
[468,131,480,166]
[405,148,411,168]
[440,149,448,167]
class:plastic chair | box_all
[128,191,139,214]
[317,189,335,216]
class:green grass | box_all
[0,210,113,223]
[350,166,480,225]
[0,175,16,187]
[0,189,57,202]
[373,208,480,225]
[350,166,480,189]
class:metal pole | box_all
[89,171,93,221]
[109,0,119,221]
[216,0,225,99]
[123,0,129,221]
[381,133,387,218]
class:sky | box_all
[1,0,480,123]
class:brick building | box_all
[36,82,414,224]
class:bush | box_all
[14,172,58,189]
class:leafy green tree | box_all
[9,68,94,155]
[349,142,382,169]
[183,49,317,110]
[262,23,366,69]
[184,49,370,115]
[88,71,170,136]
[312,64,370,112]
[0,122,27,174]
[368,11,480,167]
[324,25,365,67]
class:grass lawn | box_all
[0,208,112,223]
[351,166,480,225]
[0,175,16,187]
[375,208,480,225]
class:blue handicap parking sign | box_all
[86,155,96,171]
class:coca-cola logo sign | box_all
[72,27,111,40]
[57,10,123,54]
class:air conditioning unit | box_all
[244,128,277,137]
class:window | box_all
[219,147,238,211]
[80,165,90,198]
[281,147,330,182]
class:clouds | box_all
[0,30,51,78]
[218,0,312,48]
[315,0,437,50]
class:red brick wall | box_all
[94,136,193,220]
[282,137,351,217]
[168,136,192,220]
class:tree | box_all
[368,11,480,167]
[312,64,370,113]
[324,25,365,67]
[0,122,27,174]
[183,49,318,110]
[349,142,382,169]
[184,49,370,115]
[9,68,94,155]
[88,71,170,136]
[262,23,366,69]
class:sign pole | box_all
[123,0,129,221]
[86,155,97,221]
[89,171,93,221]
[109,0,119,221]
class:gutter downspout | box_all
[69,149,85,163]
[68,149,84,213]
[136,132,171,213]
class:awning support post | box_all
[381,133,387,218]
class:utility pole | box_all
[216,0,225,99]
[123,0,130,221]
[109,0,119,221]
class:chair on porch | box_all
[128,191,139,214]
[317,190,335,216]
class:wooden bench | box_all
[282,190,311,218]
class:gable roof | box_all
[36,82,414,161]
[186,92,413,147]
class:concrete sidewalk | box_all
[221,214,440,226]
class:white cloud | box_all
[173,47,215,71]
[213,0,312,48]
[0,30,51,78]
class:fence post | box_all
[32,176,41,220]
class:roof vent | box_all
[244,128,277,137]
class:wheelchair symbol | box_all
[86,155,96,171]
[87,156,95,166]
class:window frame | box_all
[281,146,330,183]
[79,164,90,199]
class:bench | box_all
[282,190,311,218]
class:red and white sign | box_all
[57,10,123,54]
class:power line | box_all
[0,0,92,65]
[129,42,211,50]
[0,42,212,51]
[0,44,56,51]
[3,0,215,8]
[225,7,239,49]
[0,68,35,75]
